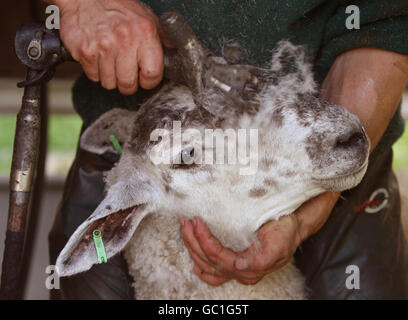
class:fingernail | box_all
[235,258,248,270]
[192,217,198,228]
[179,218,185,226]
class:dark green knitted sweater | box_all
[73,0,408,153]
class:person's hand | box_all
[180,191,340,286]
[46,0,170,94]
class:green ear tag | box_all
[93,230,107,264]
[109,134,122,154]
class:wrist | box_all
[296,191,340,243]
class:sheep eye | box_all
[180,148,195,165]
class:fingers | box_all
[77,41,100,82]
[193,265,229,287]
[238,220,295,274]
[181,219,230,286]
[180,219,211,265]
[190,250,224,278]
[98,35,117,90]
[192,217,237,270]
[238,243,285,274]
[58,0,165,94]
[187,216,297,284]
[138,38,164,89]
[192,218,269,281]
[179,194,336,286]
[116,48,138,95]
[180,218,265,284]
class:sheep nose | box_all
[334,128,366,150]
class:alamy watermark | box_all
[45,5,361,31]
[345,265,360,290]
[45,5,60,30]
[345,5,360,30]
[149,121,259,175]
[45,265,60,290]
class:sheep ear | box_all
[80,108,138,155]
[56,181,151,277]
[269,41,316,94]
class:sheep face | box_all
[56,42,369,277]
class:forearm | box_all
[320,47,408,152]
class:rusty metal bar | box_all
[21,83,48,297]
[0,69,41,299]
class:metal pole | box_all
[0,69,41,299]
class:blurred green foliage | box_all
[393,121,408,170]
[0,115,81,173]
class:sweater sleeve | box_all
[315,0,408,154]
[315,0,408,81]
